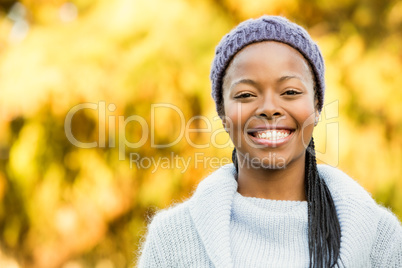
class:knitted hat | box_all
[210,15,325,114]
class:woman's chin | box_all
[237,154,288,170]
[259,159,287,170]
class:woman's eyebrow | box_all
[230,78,258,90]
[278,75,303,82]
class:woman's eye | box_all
[234,93,254,99]
[284,89,301,95]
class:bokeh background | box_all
[0,0,401,267]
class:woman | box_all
[138,16,402,267]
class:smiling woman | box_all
[137,16,402,268]
[222,42,317,178]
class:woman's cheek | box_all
[299,109,316,146]
[224,103,244,144]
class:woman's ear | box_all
[314,111,320,126]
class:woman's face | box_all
[222,41,318,169]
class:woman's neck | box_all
[236,154,306,201]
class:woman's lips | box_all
[247,129,294,147]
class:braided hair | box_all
[231,139,342,267]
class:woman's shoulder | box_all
[318,164,374,203]
[317,165,402,266]
[317,164,399,235]
[145,164,237,230]
[317,164,394,215]
[137,201,195,263]
[146,200,193,232]
[137,199,216,267]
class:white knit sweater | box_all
[137,164,402,267]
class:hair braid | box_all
[305,138,341,267]
[232,148,239,172]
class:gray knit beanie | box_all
[210,15,325,114]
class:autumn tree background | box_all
[0,0,401,267]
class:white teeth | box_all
[255,130,290,140]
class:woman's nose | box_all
[255,94,283,119]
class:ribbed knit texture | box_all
[137,164,402,267]
[230,193,309,267]
[210,16,326,113]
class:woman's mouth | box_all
[253,129,291,140]
[247,129,294,147]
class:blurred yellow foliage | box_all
[0,0,401,267]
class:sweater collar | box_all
[188,164,238,268]
[188,164,378,268]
